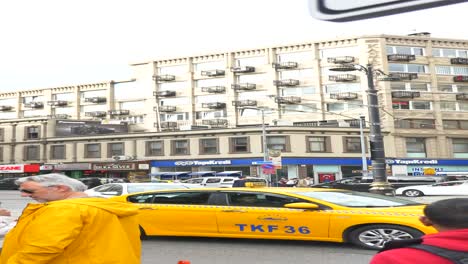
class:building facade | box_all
[1,33,468,183]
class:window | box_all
[307,136,331,152]
[227,193,303,207]
[277,51,315,63]
[235,56,267,67]
[25,126,40,140]
[85,143,101,158]
[344,137,362,153]
[393,101,432,110]
[230,137,249,153]
[387,46,424,55]
[146,141,164,156]
[438,84,454,92]
[51,145,66,160]
[395,119,435,129]
[281,104,318,114]
[452,139,468,158]
[412,101,432,110]
[128,192,211,205]
[0,128,4,142]
[194,61,224,72]
[435,65,468,75]
[171,140,189,155]
[327,101,363,112]
[440,102,457,111]
[108,143,124,158]
[443,120,468,129]
[324,83,361,94]
[406,138,426,158]
[24,145,40,160]
[267,136,290,152]
[200,138,218,154]
[158,65,187,75]
[389,63,428,73]
[432,48,468,58]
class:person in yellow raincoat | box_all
[0,173,141,264]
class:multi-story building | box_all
[1,33,468,183]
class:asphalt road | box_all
[0,191,466,264]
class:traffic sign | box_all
[252,161,273,165]
[308,0,467,22]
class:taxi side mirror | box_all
[283,202,319,210]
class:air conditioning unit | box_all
[112,155,132,161]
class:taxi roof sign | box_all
[309,0,468,22]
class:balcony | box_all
[201,86,226,93]
[153,74,176,82]
[108,110,130,116]
[84,111,107,118]
[202,119,228,127]
[456,93,468,100]
[387,54,416,62]
[275,96,301,104]
[153,90,176,97]
[273,79,300,86]
[329,92,359,100]
[454,75,468,82]
[158,105,177,112]
[328,74,357,82]
[451,57,468,65]
[24,102,44,109]
[232,83,256,91]
[386,72,418,80]
[232,100,257,107]
[47,114,69,119]
[84,97,107,103]
[391,91,421,98]
[154,122,178,130]
[201,102,226,109]
[47,100,68,107]
[327,56,355,64]
[0,105,13,111]
[201,69,225,77]
[231,66,255,73]
[272,62,298,70]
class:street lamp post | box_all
[261,108,268,162]
[330,63,394,196]
[359,115,368,177]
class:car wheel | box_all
[402,189,424,197]
[348,224,424,250]
[139,226,148,240]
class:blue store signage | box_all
[386,158,468,166]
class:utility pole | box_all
[359,115,368,177]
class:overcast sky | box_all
[0,0,467,92]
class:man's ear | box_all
[419,215,433,226]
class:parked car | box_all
[111,187,436,250]
[396,180,468,197]
[311,176,442,192]
[0,178,19,190]
[84,182,191,198]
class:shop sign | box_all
[138,164,150,170]
[174,160,232,166]
[93,163,135,171]
[386,159,438,165]
[54,163,92,171]
[0,164,24,173]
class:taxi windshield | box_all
[293,191,422,208]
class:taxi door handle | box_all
[222,209,247,213]
[139,207,157,210]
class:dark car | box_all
[0,178,19,190]
[311,176,442,192]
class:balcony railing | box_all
[231,66,255,73]
[47,100,69,107]
[84,111,107,118]
[391,91,421,98]
[232,100,257,107]
[454,75,468,82]
[272,62,298,70]
[158,105,177,112]
[232,83,256,91]
[273,79,300,86]
[153,90,176,97]
[387,54,416,62]
[202,119,228,127]
[47,114,70,119]
[201,102,226,109]
[327,56,355,64]
[456,93,468,100]
[451,57,468,65]
[24,102,44,109]
[153,74,176,82]
[386,72,418,80]
[330,92,359,100]
[328,74,357,82]
[275,96,301,104]
[0,105,13,111]
[108,110,130,115]
[201,86,226,93]
[154,122,178,130]
[84,97,107,103]
[201,69,225,77]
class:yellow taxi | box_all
[111,187,436,249]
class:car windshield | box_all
[293,191,422,207]
[127,184,188,193]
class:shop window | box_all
[306,136,331,152]
[453,139,468,158]
[107,143,124,158]
[51,145,66,160]
[24,145,40,160]
[406,138,426,158]
[171,140,189,155]
[146,141,164,156]
[229,137,250,153]
[266,136,290,152]
[25,126,40,140]
[343,137,363,153]
[199,138,218,154]
[85,143,101,158]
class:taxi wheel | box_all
[402,189,424,197]
[348,224,424,250]
[139,226,148,240]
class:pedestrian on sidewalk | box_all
[1,173,141,264]
[369,198,468,264]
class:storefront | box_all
[387,158,468,176]
[0,164,40,178]
[52,163,92,178]
[91,162,150,182]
